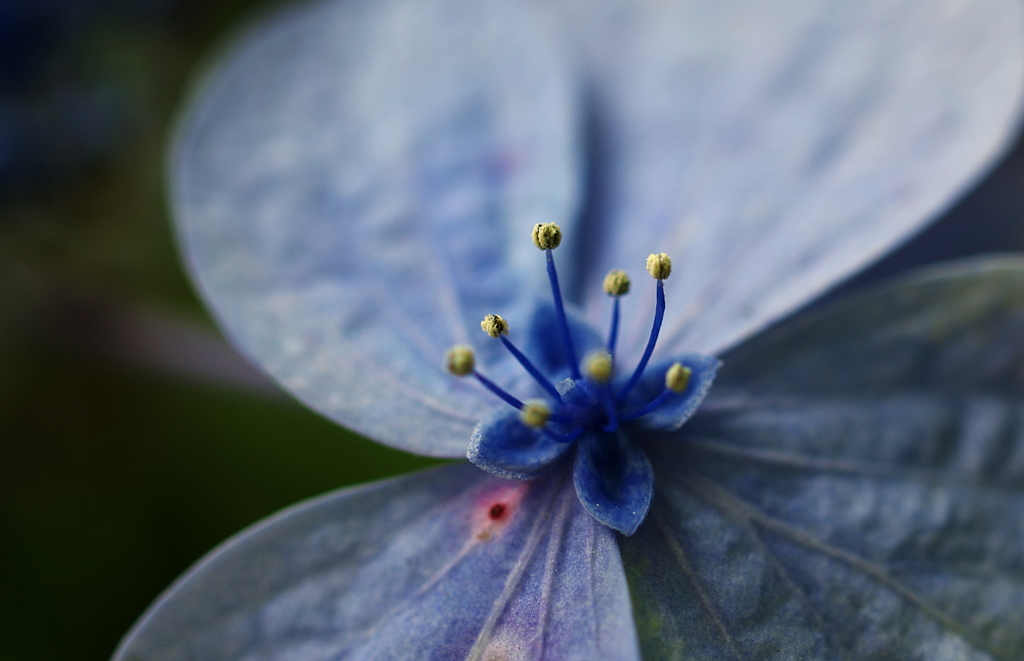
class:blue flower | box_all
[452,228,721,535]
[115,0,1024,659]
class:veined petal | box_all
[619,354,721,432]
[468,409,574,480]
[705,254,1024,398]
[624,257,1024,658]
[574,430,653,536]
[113,464,640,661]
[171,0,581,457]
[549,0,1024,360]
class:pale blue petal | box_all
[619,354,721,432]
[574,430,653,536]
[468,409,573,480]
[113,464,640,661]
[544,0,1024,360]
[623,257,1024,659]
[171,0,581,457]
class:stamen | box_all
[520,401,551,428]
[603,269,631,296]
[608,296,621,356]
[665,362,691,393]
[531,223,562,250]
[472,370,527,411]
[603,269,630,356]
[646,252,672,280]
[446,345,475,376]
[617,253,671,402]
[532,223,580,379]
[499,336,561,401]
[620,362,689,421]
[583,350,613,384]
[471,371,571,424]
[481,314,510,338]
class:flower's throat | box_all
[446,223,690,442]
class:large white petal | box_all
[172,0,580,456]
[114,464,639,660]
[540,0,1024,359]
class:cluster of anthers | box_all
[445,222,691,444]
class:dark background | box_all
[0,2,1021,660]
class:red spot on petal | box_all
[472,483,528,541]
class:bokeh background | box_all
[0,2,1021,660]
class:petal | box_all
[468,409,574,480]
[171,0,581,456]
[523,300,605,381]
[114,464,640,661]
[624,257,1024,658]
[710,254,1024,396]
[553,0,1024,359]
[574,430,653,536]
[619,354,721,432]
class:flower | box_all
[456,225,721,536]
[115,0,1024,659]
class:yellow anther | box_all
[531,223,562,250]
[646,253,672,280]
[446,345,475,377]
[665,363,691,393]
[480,314,510,338]
[603,269,631,296]
[584,350,613,384]
[520,400,551,428]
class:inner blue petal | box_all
[573,429,654,536]
[618,354,721,432]
[469,409,574,480]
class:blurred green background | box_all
[0,3,442,659]
[0,2,1022,660]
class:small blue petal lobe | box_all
[621,354,721,431]
[573,430,653,536]
[469,409,573,480]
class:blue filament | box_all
[473,371,527,411]
[617,279,666,403]
[460,249,685,440]
[620,387,673,421]
[499,336,562,400]
[546,249,581,379]
[474,371,571,423]
[607,296,620,357]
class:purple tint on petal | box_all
[113,463,640,660]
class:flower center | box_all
[446,223,690,442]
